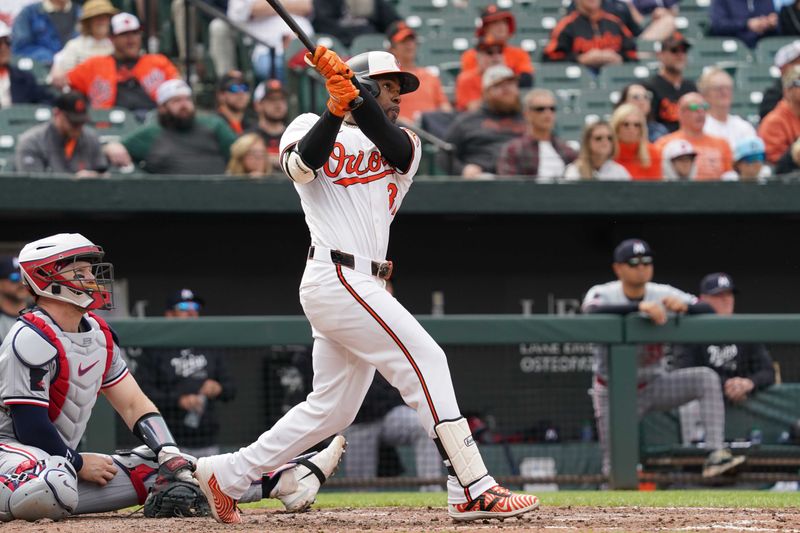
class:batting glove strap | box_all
[305,45,353,79]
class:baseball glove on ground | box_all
[143,457,210,518]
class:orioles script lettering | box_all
[324,142,394,187]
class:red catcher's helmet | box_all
[18,233,114,310]
[346,51,420,98]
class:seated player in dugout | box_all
[0,233,345,521]
[582,238,746,478]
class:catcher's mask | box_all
[346,51,420,98]
[19,233,114,310]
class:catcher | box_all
[0,233,345,521]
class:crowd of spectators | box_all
[1,0,800,180]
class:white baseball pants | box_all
[207,261,496,503]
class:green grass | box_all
[243,490,799,510]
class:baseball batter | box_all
[0,233,344,521]
[582,238,746,478]
[194,47,539,523]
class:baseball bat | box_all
[264,0,363,109]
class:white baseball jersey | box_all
[0,310,129,448]
[582,280,697,382]
[279,113,422,261]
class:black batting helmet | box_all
[346,51,420,98]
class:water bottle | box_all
[184,394,206,429]
[580,421,593,442]
[431,291,445,316]
[749,427,763,446]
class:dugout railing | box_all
[84,314,800,490]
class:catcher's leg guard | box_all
[433,417,488,488]
[0,457,78,522]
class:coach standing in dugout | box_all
[134,289,237,458]
[543,0,637,70]
[582,239,745,478]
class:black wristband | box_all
[133,412,177,455]
[65,447,83,472]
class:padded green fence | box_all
[83,314,800,489]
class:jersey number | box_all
[387,183,398,214]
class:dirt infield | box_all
[18,505,800,533]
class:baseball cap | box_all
[0,256,21,282]
[217,70,249,93]
[0,21,10,40]
[775,40,800,69]
[700,272,737,295]
[734,137,766,163]
[477,5,516,37]
[111,13,141,36]
[658,32,691,52]
[662,139,697,160]
[55,92,90,124]
[253,79,287,101]
[386,20,416,44]
[167,288,205,309]
[613,239,653,263]
[156,79,192,105]
[482,64,516,90]
[80,0,118,22]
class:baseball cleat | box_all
[276,435,347,513]
[448,485,539,522]
[702,449,746,478]
[194,457,242,524]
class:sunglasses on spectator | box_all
[174,301,201,311]
[683,102,710,111]
[226,83,250,94]
[626,256,653,267]
[627,92,652,101]
[529,105,556,112]
[738,154,765,164]
[621,121,643,129]
[592,135,613,141]
[666,46,688,54]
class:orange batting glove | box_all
[305,45,352,80]
[326,74,360,117]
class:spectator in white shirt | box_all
[699,67,757,151]
[208,0,312,79]
[564,120,632,180]
[50,0,117,88]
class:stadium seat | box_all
[0,134,16,173]
[688,37,751,65]
[417,35,472,67]
[555,111,596,142]
[396,0,451,18]
[420,10,478,38]
[0,105,52,129]
[730,89,763,126]
[578,91,615,116]
[675,0,711,36]
[598,63,653,89]
[350,33,389,55]
[736,64,781,91]
[534,63,596,91]
[89,108,140,143]
[755,36,800,66]
[13,57,50,84]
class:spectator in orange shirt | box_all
[455,36,506,111]
[385,21,451,124]
[758,65,800,164]
[67,13,179,120]
[610,103,661,180]
[460,5,533,87]
[654,92,734,180]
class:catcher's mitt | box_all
[143,457,210,518]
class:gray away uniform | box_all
[582,280,725,474]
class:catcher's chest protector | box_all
[18,312,114,449]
